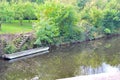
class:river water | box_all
[0,36,120,80]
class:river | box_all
[0,36,120,80]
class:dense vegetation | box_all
[35,0,120,46]
[0,0,120,47]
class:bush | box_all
[104,28,111,34]
[103,9,120,33]
[77,0,90,10]
[34,19,59,45]
[4,43,17,54]
[35,1,79,45]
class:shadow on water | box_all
[0,36,120,80]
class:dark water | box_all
[0,36,120,80]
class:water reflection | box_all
[0,59,9,80]
[0,36,120,80]
[102,63,119,73]
[78,62,120,76]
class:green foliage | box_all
[80,5,103,28]
[0,1,8,21]
[103,9,120,33]
[21,43,29,50]
[3,0,45,4]
[13,2,27,25]
[0,1,14,22]
[102,0,120,33]
[0,1,37,26]
[104,28,111,34]
[35,20,59,45]
[77,0,90,10]
[88,6,103,28]
[34,0,120,46]
[4,43,16,54]
[79,0,120,36]
[35,1,79,45]
[0,0,120,47]
[23,2,36,21]
[0,1,15,30]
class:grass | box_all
[0,20,34,34]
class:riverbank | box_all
[50,33,120,51]
[0,33,120,56]
[0,32,35,56]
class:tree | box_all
[13,2,25,25]
[0,1,14,30]
[0,2,7,30]
[103,0,120,33]
[35,1,79,45]
[80,5,104,28]
[24,1,36,22]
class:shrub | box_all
[103,9,120,33]
[102,0,120,34]
[35,1,79,45]
[4,43,17,54]
[104,28,111,34]
[77,0,90,10]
